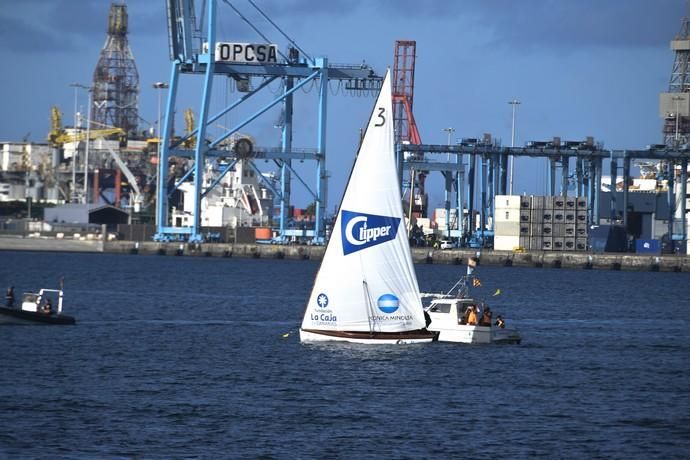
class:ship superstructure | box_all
[171,158,274,230]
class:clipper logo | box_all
[377,294,399,313]
[341,210,400,255]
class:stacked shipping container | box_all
[494,195,522,251]
[433,208,458,235]
[494,195,588,251]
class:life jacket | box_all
[467,310,477,325]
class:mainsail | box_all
[300,70,427,336]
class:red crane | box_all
[392,40,426,217]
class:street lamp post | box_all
[442,127,455,146]
[442,126,455,163]
[69,83,89,203]
[508,98,521,195]
[442,127,455,239]
[70,84,79,132]
[153,82,169,226]
[83,89,93,203]
[153,82,169,159]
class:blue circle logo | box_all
[377,293,399,313]
[316,293,329,308]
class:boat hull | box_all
[431,323,521,344]
[300,328,438,344]
[0,307,76,325]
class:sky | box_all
[0,0,684,210]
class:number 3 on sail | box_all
[374,107,385,127]
[299,70,438,344]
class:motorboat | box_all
[0,287,75,325]
[423,258,521,344]
[425,296,521,344]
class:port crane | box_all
[48,106,143,208]
[392,41,468,242]
[48,106,126,147]
[157,0,383,243]
[50,128,126,147]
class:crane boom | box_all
[50,128,126,146]
[100,137,143,210]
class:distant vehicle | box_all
[440,240,453,250]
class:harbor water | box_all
[0,251,689,458]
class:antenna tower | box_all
[661,16,690,147]
[92,2,140,136]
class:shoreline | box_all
[0,236,688,272]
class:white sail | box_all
[301,70,426,335]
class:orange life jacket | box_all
[467,310,477,325]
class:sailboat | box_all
[299,70,437,344]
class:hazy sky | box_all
[0,0,683,208]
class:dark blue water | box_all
[1,251,689,459]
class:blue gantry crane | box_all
[156,0,382,243]
[400,139,690,249]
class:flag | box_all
[467,256,478,275]
[472,277,482,287]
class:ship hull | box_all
[300,328,437,344]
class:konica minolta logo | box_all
[341,210,400,255]
[377,294,399,313]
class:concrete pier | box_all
[1,236,688,272]
[410,248,689,272]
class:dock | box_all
[1,236,688,272]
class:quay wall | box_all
[1,236,689,272]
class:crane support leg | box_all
[315,61,329,243]
[155,61,180,239]
[189,0,217,243]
